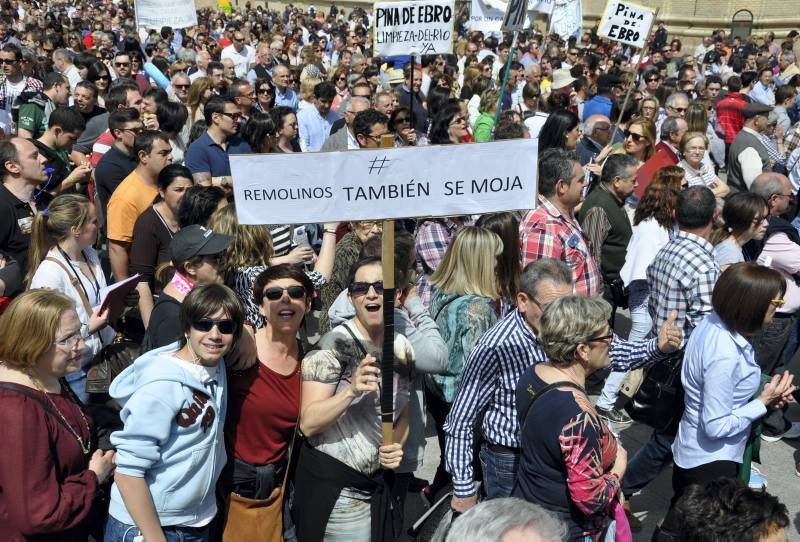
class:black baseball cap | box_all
[170,225,232,265]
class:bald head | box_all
[584,114,611,145]
[751,172,792,216]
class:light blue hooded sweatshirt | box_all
[108,342,227,527]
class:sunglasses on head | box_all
[263,285,307,301]
[192,319,235,334]
[349,281,384,296]
[624,129,644,142]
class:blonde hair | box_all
[430,226,502,298]
[299,75,323,101]
[207,204,274,279]
[539,295,611,367]
[0,290,76,370]
[26,194,92,287]
[187,77,214,124]
[479,89,501,114]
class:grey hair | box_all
[782,51,796,63]
[170,71,190,84]
[751,172,789,201]
[665,91,689,110]
[442,498,566,542]
[519,258,573,298]
[350,52,366,68]
[178,48,197,64]
[538,296,611,367]
[582,115,609,136]
[601,153,639,185]
[538,148,579,198]
[660,116,683,140]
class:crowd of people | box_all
[0,0,799,541]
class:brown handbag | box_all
[222,405,300,541]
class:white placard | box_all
[597,0,655,49]
[528,0,555,15]
[469,0,505,33]
[374,0,455,57]
[550,0,582,40]
[135,0,198,30]
[231,140,538,225]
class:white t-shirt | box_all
[0,78,27,133]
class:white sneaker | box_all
[761,422,800,443]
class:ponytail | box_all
[25,194,92,287]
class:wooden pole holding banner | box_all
[380,136,397,447]
[606,7,659,148]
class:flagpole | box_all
[491,30,518,135]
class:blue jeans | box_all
[597,281,651,410]
[621,429,675,498]
[479,442,520,499]
[104,516,211,542]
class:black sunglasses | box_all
[624,129,644,142]
[263,285,306,301]
[174,84,190,89]
[394,116,410,124]
[646,77,660,82]
[192,319,235,334]
[349,281,384,296]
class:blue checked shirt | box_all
[647,231,719,345]
[444,308,668,497]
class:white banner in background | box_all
[470,0,505,33]
[528,0,555,15]
[550,0,582,40]
[597,0,655,49]
[374,0,455,57]
[135,0,198,29]
[231,140,538,225]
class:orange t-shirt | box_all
[106,170,158,244]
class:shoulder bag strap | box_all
[519,379,586,431]
[342,322,369,358]
[0,382,77,434]
[282,369,302,488]
[44,256,93,315]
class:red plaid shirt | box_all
[715,92,748,144]
[520,196,601,297]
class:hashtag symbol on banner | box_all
[368,156,390,175]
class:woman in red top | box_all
[0,290,116,541]
[223,264,313,531]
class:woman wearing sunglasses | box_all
[105,283,244,542]
[514,295,627,541]
[389,106,428,147]
[294,256,411,541]
[222,264,315,539]
[621,117,656,163]
[656,263,794,539]
[141,225,232,352]
[86,60,111,108]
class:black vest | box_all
[579,185,632,282]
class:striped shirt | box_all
[444,308,667,497]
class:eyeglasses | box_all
[774,192,795,201]
[646,77,660,83]
[0,58,18,64]
[114,62,130,67]
[263,285,307,301]
[93,75,109,81]
[55,332,87,348]
[123,126,143,135]
[624,129,644,142]
[192,319,236,334]
[174,84,190,89]
[349,281,384,296]
[258,87,274,94]
[219,111,242,121]
[233,37,244,42]
[394,116,410,125]
[669,106,687,113]
[585,332,614,345]
[771,298,786,307]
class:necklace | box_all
[31,377,91,455]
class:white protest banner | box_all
[597,0,655,49]
[528,0,555,16]
[135,0,197,30]
[374,0,455,57]
[231,140,538,225]
[550,0,582,40]
[470,0,504,33]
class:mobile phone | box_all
[292,226,314,264]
